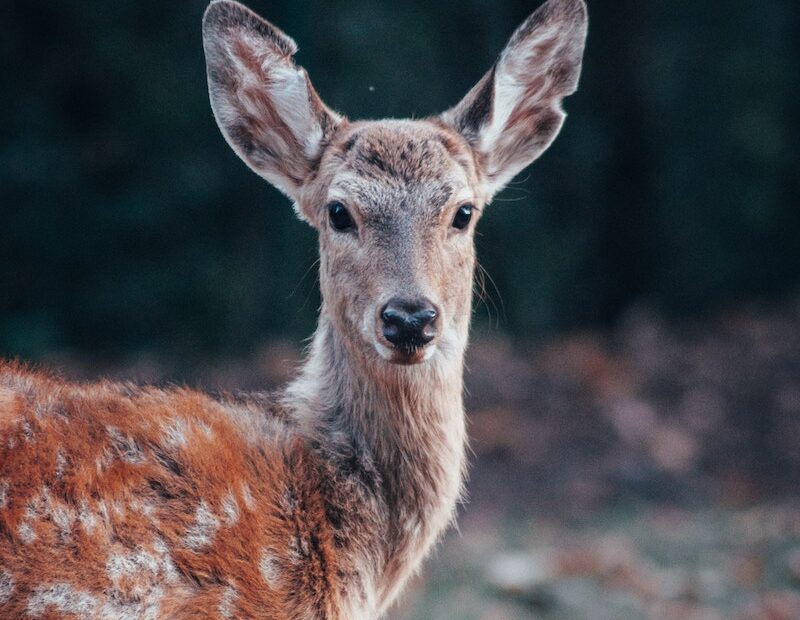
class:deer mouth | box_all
[373,336,437,366]
[390,343,436,365]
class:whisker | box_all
[504,173,532,189]
[492,194,532,203]
[473,263,494,327]
[288,258,321,299]
[477,261,506,329]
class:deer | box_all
[0,0,587,617]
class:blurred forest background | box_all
[1,0,799,618]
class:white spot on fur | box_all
[0,570,13,603]
[112,500,126,517]
[152,538,180,584]
[259,550,281,588]
[219,586,238,619]
[240,483,256,510]
[18,521,37,544]
[197,420,214,439]
[106,549,160,587]
[27,583,99,618]
[0,480,8,508]
[106,426,145,464]
[183,501,220,550]
[97,500,110,525]
[18,486,78,541]
[55,450,67,478]
[162,419,188,449]
[52,505,74,539]
[222,491,239,525]
[129,498,157,523]
[98,542,180,618]
[78,500,98,534]
[100,588,163,620]
[21,420,33,442]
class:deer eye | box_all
[452,204,474,230]
[328,201,356,232]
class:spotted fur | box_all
[0,1,587,617]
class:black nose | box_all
[381,297,438,349]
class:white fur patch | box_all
[106,427,145,464]
[219,586,238,619]
[259,550,281,588]
[18,486,78,542]
[18,522,37,544]
[21,420,34,442]
[127,498,157,526]
[78,500,99,534]
[222,491,239,525]
[162,418,188,449]
[106,550,160,588]
[197,420,214,439]
[97,500,111,525]
[98,542,178,618]
[112,500,126,517]
[27,583,99,618]
[152,538,180,584]
[240,483,256,510]
[52,505,75,539]
[183,501,220,550]
[100,588,163,620]
[0,570,13,604]
[55,450,67,478]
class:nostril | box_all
[380,298,439,349]
[381,306,405,326]
[413,308,437,327]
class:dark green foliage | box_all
[0,0,797,357]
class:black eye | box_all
[452,204,474,230]
[328,201,356,232]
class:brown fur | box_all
[0,1,587,617]
[0,362,344,618]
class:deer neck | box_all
[286,310,467,587]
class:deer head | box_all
[202,0,587,367]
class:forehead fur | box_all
[338,120,475,184]
[305,120,481,218]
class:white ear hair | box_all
[442,0,587,198]
[202,1,342,202]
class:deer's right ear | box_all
[202,1,342,203]
[441,0,587,200]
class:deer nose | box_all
[380,297,438,349]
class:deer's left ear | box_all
[441,0,587,199]
[202,0,342,203]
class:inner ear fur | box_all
[202,0,342,202]
[441,0,588,198]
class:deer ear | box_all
[202,0,342,202]
[441,0,587,199]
